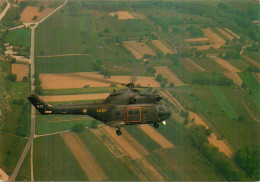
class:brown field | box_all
[210,57,242,86]
[138,124,175,149]
[0,168,9,181]
[60,132,107,181]
[185,38,209,42]
[39,93,109,102]
[151,40,173,54]
[189,28,226,50]
[203,28,225,45]
[12,64,29,81]
[211,57,241,72]
[223,72,243,86]
[40,72,160,89]
[109,11,134,19]
[123,41,156,59]
[223,27,240,39]
[189,112,233,157]
[216,27,234,40]
[20,6,54,23]
[155,66,186,86]
[179,58,206,73]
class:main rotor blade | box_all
[62,73,124,86]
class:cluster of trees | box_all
[15,103,30,137]
[72,123,85,132]
[156,74,169,88]
[234,145,260,180]
[246,66,260,73]
[192,72,233,86]
[186,26,203,36]
[189,125,244,181]
[224,51,241,59]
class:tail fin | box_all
[27,94,52,114]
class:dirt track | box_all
[189,112,233,157]
[138,124,175,148]
[155,66,186,86]
[20,6,54,23]
[180,58,206,73]
[12,64,29,81]
[60,132,107,181]
[109,11,134,19]
[123,41,156,59]
[36,54,88,58]
[39,93,109,102]
[151,40,173,54]
[40,72,160,89]
[185,38,209,42]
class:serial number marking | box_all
[97,109,106,113]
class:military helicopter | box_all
[28,79,172,136]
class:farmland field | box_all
[3,28,31,47]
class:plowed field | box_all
[40,72,160,89]
[20,6,54,23]
[203,28,225,45]
[155,66,186,86]
[223,27,240,39]
[109,11,134,19]
[211,57,242,86]
[185,38,209,42]
[123,41,156,59]
[151,40,173,54]
[12,64,29,81]
[60,132,107,181]
[179,58,206,73]
[216,27,233,40]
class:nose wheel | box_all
[116,129,122,136]
[154,122,159,129]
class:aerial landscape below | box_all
[0,0,259,181]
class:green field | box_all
[35,56,95,74]
[239,72,259,91]
[33,135,87,181]
[16,151,31,181]
[35,114,95,135]
[77,130,139,181]
[174,85,260,151]
[3,28,31,47]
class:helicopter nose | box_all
[164,109,172,120]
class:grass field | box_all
[35,115,94,135]
[33,135,87,181]
[3,28,31,47]
[77,130,139,181]
[16,150,30,181]
[244,51,260,63]
[238,72,259,91]
[174,85,260,151]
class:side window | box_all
[128,110,133,115]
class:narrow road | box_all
[8,0,68,181]
[0,0,11,21]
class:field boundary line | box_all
[36,54,89,58]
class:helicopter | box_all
[28,81,172,136]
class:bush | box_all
[90,120,98,129]
[72,123,85,132]
[8,74,17,82]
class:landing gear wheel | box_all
[154,122,159,129]
[116,129,122,136]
